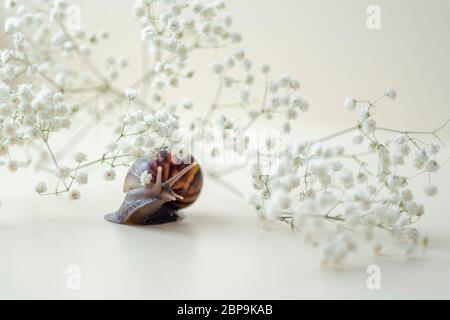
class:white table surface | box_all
[0,165,449,300]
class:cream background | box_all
[0,0,450,299]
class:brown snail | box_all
[105,150,203,225]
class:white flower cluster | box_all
[0,80,77,171]
[0,0,308,192]
[135,0,241,99]
[247,89,447,264]
[0,0,447,266]
[102,108,182,173]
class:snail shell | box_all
[105,150,203,225]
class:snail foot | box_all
[104,212,124,224]
[141,205,180,225]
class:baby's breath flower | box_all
[362,117,376,133]
[210,61,224,74]
[180,99,193,110]
[139,172,153,186]
[4,0,16,10]
[73,152,87,163]
[261,64,270,74]
[58,167,71,179]
[385,87,397,100]
[0,143,8,156]
[423,185,438,197]
[428,143,440,155]
[425,160,439,173]
[124,88,137,101]
[344,97,356,111]
[103,169,116,181]
[75,172,88,185]
[133,4,146,17]
[34,182,47,194]
[69,189,81,201]
[351,133,364,145]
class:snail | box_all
[105,150,203,225]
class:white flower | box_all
[0,81,10,97]
[387,175,402,189]
[356,172,368,183]
[414,149,428,162]
[241,59,252,71]
[210,61,224,74]
[0,143,8,157]
[58,167,71,179]
[317,191,336,207]
[119,57,129,68]
[139,172,153,186]
[352,133,364,145]
[265,201,280,220]
[344,97,356,111]
[423,185,438,197]
[357,106,370,121]
[71,104,80,113]
[34,182,47,194]
[76,172,88,185]
[373,243,383,255]
[125,88,137,100]
[261,64,270,74]
[395,134,408,145]
[133,4,145,17]
[362,117,376,133]
[282,175,300,190]
[396,215,410,227]
[105,141,118,153]
[246,191,261,208]
[181,99,193,110]
[405,201,424,216]
[4,17,18,34]
[53,92,64,103]
[331,160,343,172]
[398,143,410,156]
[427,143,440,155]
[271,190,291,210]
[401,189,414,202]
[73,152,87,163]
[140,25,155,41]
[385,87,397,100]
[69,190,81,201]
[249,163,261,177]
[425,160,439,173]
[319,242,335,261]
[103,169,116,181]
[4,0,16,10]
[234,48,245,60]
[279,121,291,134]
[374,205,397,226]
[298,99,309,112]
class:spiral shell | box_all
[124,150,203,209]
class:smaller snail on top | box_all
[105,150,203,225]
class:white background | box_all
[0,0,450,299]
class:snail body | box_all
[105,151,203,225]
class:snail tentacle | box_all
[154,166,163,194]
[163,162,198,188]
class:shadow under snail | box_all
[105,150,203,225]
